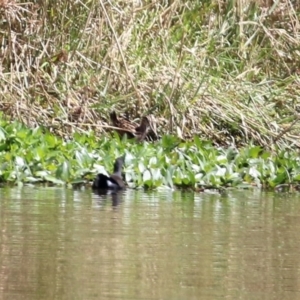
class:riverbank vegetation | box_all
[1,0,300,148]
[1,0,300,190]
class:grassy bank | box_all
[1,0,300,148]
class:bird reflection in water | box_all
[93,189,123,207]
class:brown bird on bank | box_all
[110,111,158,141]
[110,111,137,138]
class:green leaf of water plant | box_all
[149,156,157,166]
[44,176,65,185]
[143,169,151,182]
[215,166,226,177]
[56,161,71,182]
[249,146,262,158]
[268,172,287,187]
[25,176,42,183]
[165,166,174,188]
[44,133,58,149]
[138,161,146,173]
[15,156,25,168]
[35,170,50,177]
[0,127,6,141]
[194,135,202,149]
[151,169,162,181]
[70,178,86,184]
[293,174,300,181]
[249,166,261,179]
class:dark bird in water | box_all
[109,111,158,141]
[92,155,125,190]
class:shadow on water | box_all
[0,186,300,300]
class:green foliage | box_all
[1,118,300,190]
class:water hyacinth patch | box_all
[0,117,300,191]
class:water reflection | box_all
[92,189,123,207]
[0,187,300,299]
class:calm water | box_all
[0,187,300,300]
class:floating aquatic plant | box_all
[1,117,300,191]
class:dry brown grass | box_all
[0,0,300,148]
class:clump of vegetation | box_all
[1,117,300,190]
[1,0,300,148]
